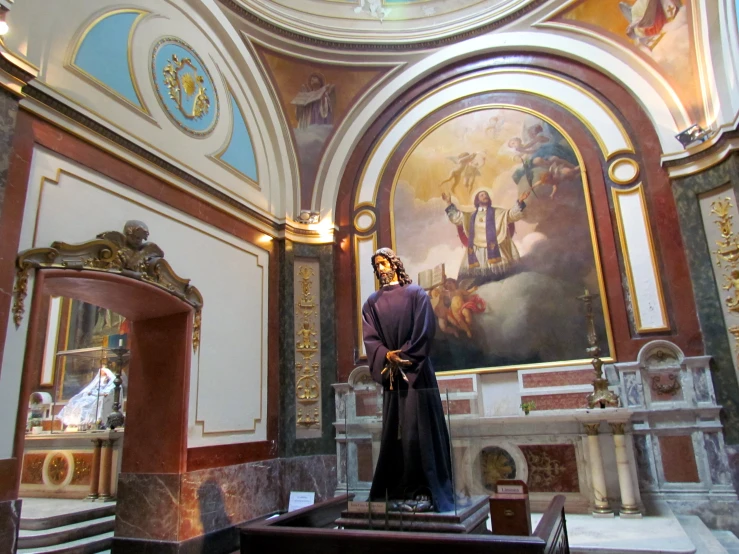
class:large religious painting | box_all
[392,107,612,373]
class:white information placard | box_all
[288,491,316,512]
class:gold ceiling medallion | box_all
[13,220,203,352]
[163,54,210,121]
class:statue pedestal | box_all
[336,495,489,534]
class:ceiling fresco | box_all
[547,0,703,124]
[225,0,540,44]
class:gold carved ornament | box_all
[711,198,739,355]
[163,54,210,121]
[12,221,203,353]
[295,265,320,428]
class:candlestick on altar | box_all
[577,289,619,409]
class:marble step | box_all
[676,515,729,554]
[17,530,113,554]
[19,515,115,549]
[20,504,116,531]
[712,530,739,554]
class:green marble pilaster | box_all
[673,154,739,444]
[278,239,337,457]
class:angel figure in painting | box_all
[430,278,486,339]
[440,152,485,195]
[354,0,391,21]
[619,0,682,50]
[443,189,530,285]
[509,124,579,199]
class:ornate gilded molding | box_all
[609,422,626,435]
[13,220,203,352]
[710,198,739,359]
[584,423,600,436]
[294,260,321,434]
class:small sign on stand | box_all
[488,479,531,536]
[288,491,315,512]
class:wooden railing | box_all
[239,494,569,554]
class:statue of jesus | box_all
[361,247,455,512]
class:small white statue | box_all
[354,0,391,21]
[57,367,118,429]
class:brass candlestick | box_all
[106,346,128,429]
[578,289,619,409]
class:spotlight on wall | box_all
[297,210,320,225]
[0,8,9,36]
[675,124,710,148]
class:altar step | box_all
[18,499,115,554]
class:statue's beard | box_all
[378,269,396,285]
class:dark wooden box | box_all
[489,479,532,536]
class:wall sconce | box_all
[297,210,320,224]
[675,124,710,148]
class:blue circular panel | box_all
[151,37,219,137]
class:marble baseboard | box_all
[115,473,180,542]
[280,454,338,509]
[179,458,282,541]
[0,499,21,554]
[113,526,239,554]
[112,454,337,545]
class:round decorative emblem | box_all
[151,37,219,137]
[43,451,73,487]
[480,446,516,490]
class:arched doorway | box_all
[14,269,195,542]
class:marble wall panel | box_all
[179,458,282,541]
[0,499,20,554]
[632,434,656,489]
[727,445,739,494]
[356,442,374,483]
[442,399,473,415]
[522,369,593,388]
[704,433,733,486]
[115,473,180,541]
[692,368,712,403]
[519,444,579,493]
[355,390,380,417]
[0,88,19,212]
[520,392,589,411]
[623,371,644,407]
[658,436,700,483]
[436,377,475,392]
[280,454,338,509]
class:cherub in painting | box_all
[509,124,579,199]
[439,152,486,195]
[430,278,486,339]
[619,0,682,50]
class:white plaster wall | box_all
[4,0,295,220]
[0,147,270,454]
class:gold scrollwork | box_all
[12,221,203,352]
[163,54,211,121]
[295,263,320,428]
[711,198,739,354]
